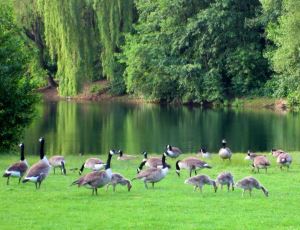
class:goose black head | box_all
[222,139,227,147]
[110,149,115,155]
[166,145,172,150]
[142,151,148,159]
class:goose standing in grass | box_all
[72,150,115,195]
[49,155,66,175]
[185,174,217,193]
[165,144,182,158]
[175,157,212,177]
[271,149,292,171]
[117,150,137,160]
[132,153,170,189]
[106,173,132,192]
[245,151,270,173]
[235,176,268,197]
[218,139,232,161]
[79,157,105,175]
[216,172,234,191]
[196,148,211,159]
[3,143,29,185]
[137,151,162,172]
[22,137,51,189]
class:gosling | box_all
[235,176,268,197]
[245,151,270,173]
[106,173,132,192]
[216,172,234,191]
[184,174,217,193]
[271,149,292,171]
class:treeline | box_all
[10,0,300,104]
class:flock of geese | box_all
[3,138,293,197]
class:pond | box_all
[23,101,300,155]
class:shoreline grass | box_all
[1,152,299,229]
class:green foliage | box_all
[287,91,300,112]
[262,0,300,99]
[89,84,107,94]
[122,0,269,103]
[0,3,38,150]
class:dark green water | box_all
[23,101,300,155]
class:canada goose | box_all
[22,137,51,189]
[117,150,137,160]
[184,174,217,193]
[271,149,292,171]
[79,157,105,175]
[71,150,115,195]
[245,151,270,173]
[176,157,212,177]
[216,172,234,191]
[132,153,170,189]
[218,139,232,161]
[196,147,211,159]
[3,143,29,185]
[49,155,66,175]
[106,173,132,192]
[235,176,268,197]
[165,144,182,158]
[137,152,162,172]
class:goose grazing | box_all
[176,157,212,177]
[106,173,132,192]
[49,155,66,175]
[137,151,162,173]
[117,150,137,160]
[184,174,217,193]
[196,147,211,159]
[22,137,51,189]
[245,151,270,173]
[79,157,105,175]
[71,150,115,195]
[165,144,182,158]
[235,176,268,197]
[132,153,170,189]
[271,149,292,171]
[3,143,29,185]
[218,139,232,161]
[216,172,234,191]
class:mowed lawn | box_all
[0,152,299,229]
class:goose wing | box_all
[6,162,28,174]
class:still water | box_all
[24,101,300,155]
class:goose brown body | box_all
[72,150,115,195]
[185,174,217,193]
[165,145,182,158]
[218,140,232,161]
[271,149,292,170]
[176,157,212,177]
[133,153,169,189]
[245,152,270,173]
[106,173,132,192]
[79,157,105,175]
[49,155,66,175]
[23,138,51,189]
[3,143,28,185]
[117,150,137,160]
[216,172,234,191]
[235,176,268,197]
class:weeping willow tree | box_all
[18,0,133,96]
[92,0,134,94]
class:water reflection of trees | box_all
[24,102,300,155]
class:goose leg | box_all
[189,170,192,177]
[265,168,267,173]
[221,184,223,191]
[113,184,116,192]
[92,189,94,195]
[106,184,110,192]
[242,189,245,197]
[6,177,10,185]
[227,184,230,192]
[249,189,252,197]
[95,188,98,195]
[35,182,38,189]
[152,182,154,189]
[194,170,197,175]
[18,177,21,184]
[53,167,55,175]
[144,181,148,189]
[199,186,203,193]
[38,181,42,189]
[231,183,234,191]
[194,186,197,192]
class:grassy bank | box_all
[1,152,299,229]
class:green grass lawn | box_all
[1,152,299,229]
